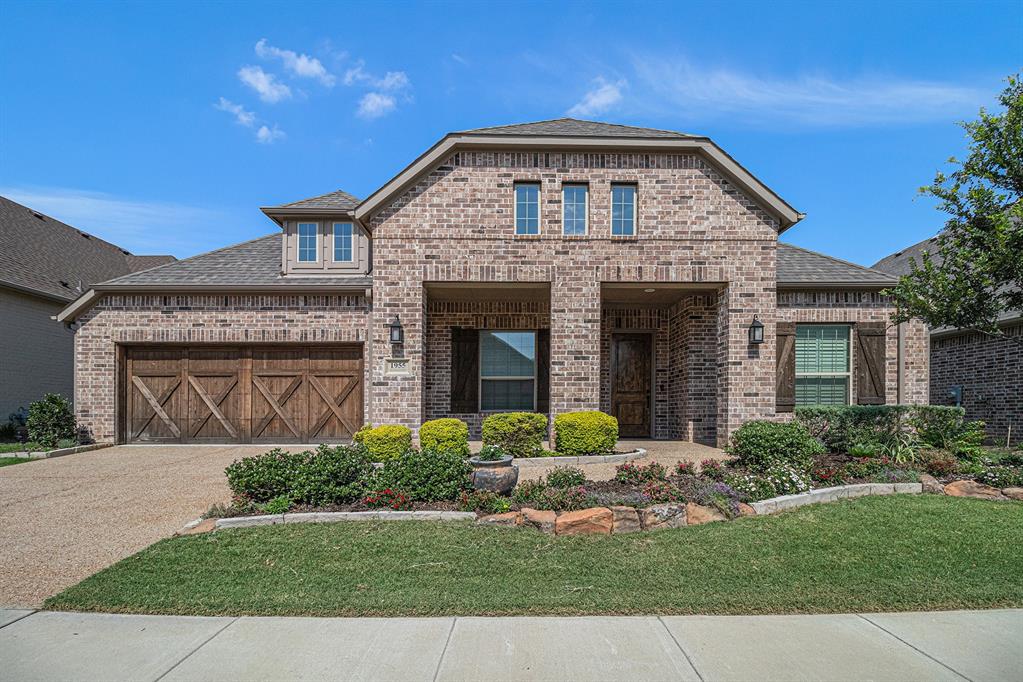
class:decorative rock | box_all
[639,504,686,531]
[478,511,523,526]
[1001,487,1023,501]
[176,518,216,536]
[919,474,945,494]
[686,502,728,525]
[610,506,642,534]
[521,508,557,533]
[737,503,757,517]
[555,507,613,535]
[944,480,1007,500]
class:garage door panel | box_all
[251,373,306,443]
[186,373,241,441]
[129,373,184,442]
[308,373,361,440]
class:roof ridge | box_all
[457,117,692,137]
[280,188,360,208]
[779,242,894,278]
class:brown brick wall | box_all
[930,323,1021,444]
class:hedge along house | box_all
[57,119,929,447]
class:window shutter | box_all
[450,328,479,413]
[776,322,796,413]
[855,323,886,405]
[536,329,550,414]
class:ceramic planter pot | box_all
[469,455,518,495]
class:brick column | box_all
[369,280,424,433]
[549,269,601,420]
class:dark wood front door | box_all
[610,333,652,438]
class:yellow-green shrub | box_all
[353,424,412,462]
[482,412,547,458]
[419,418,470,456]
[554,411,618,456]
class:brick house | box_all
[57,119,928,447]
[875,236,1021,444]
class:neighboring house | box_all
[874,236,1021,444]
[57,118,928,447]
[0,196,175,421]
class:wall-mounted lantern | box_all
[748,315,765,345]
[389,314,404,345]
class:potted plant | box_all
[468,445,518,495]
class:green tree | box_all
[886,74,1022,341]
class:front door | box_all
[610,333,652,438]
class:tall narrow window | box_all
[611,184,636,236]
[480,330,536,410]
[297,222,318,262]
[515,183,540,235]
[333,222,353,262]
[795,325,851,406]
[562,185,588,236]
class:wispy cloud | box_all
[629,56,986,126]
[214,97,256,127]
[0,186,224,255]
[357,92,396,119]
[254,39,335,87]
[238,65,292,103]
[256,124,286,144]
[343,60,412,119]
[568,77,626,117]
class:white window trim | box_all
[297,222,319,263]
[478,329,538,412]
[794,324,853,406]
[513,182,541,235]
[332,222,354,263]
[562,184,588,236]
[610,184,637,236]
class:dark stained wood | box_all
[536,329,550,414]
[776,322,797,413]
[450,328,479,413]
[610,333,652,438]
[855,323,887,405]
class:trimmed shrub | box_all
[545,466,586,489]
[795,406,907,454]
[419,418,470,456]
[226,445,374,506]
[482,412,547,458]
[354,424,412,462]
[226,448,307,503]
[27,393,76,448]
[374,448,472,501]
[727,420,825,471]
[553,411,618,456]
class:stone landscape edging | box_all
[511,448,646,468]
[214,510,476,529]
[750,482,923,514]
[6,443,112,460]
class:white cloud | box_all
[237,65,292,103]
[256,124,286,144]
[214,97,256,127]
[254,38,335,87]
[629,56,987,126]
[343,60,410,91]
[357,93,396,119]
[568,77,626,117]
[0,186,224,255]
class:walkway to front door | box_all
[610,332,653,438]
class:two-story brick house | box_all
[58,119,929,447]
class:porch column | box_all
[549,271,601,420]
[369,280,424,433]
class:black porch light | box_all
[389,314,404,345]
[748,315,765,345]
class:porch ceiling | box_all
[601,282,721,306]
[425,282,550,303]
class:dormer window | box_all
[333,222,354,262]
[297,222,318,262]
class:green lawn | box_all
[46,495,1023,617]
[0,457,31,468]
[0,442,44,454]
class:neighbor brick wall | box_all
[930,322,1021,444]
[0,288,74,418]
[73,293,370,442]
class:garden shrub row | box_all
[794,405,984,455]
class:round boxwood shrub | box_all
[354,424,412,462]
[481,412,547,458]
[419,418,469,456]
[553,411,618,456]
[27,393,76,448]
[726,420,824,471]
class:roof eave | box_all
[260,206,359,226]
[1,279,75,305]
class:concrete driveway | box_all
[0,445,256,608]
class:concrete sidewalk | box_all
[1,609,1020,681]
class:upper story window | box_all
[297,222,318,262]
[562,185,588,236]
[480,330,536,411]
[514,183,540,235]
[611,184,636,236]
[795,325,851,406]
[333,222,353,262]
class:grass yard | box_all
[46,495,1023,617]
[0,457,31,468]
[0,442,43,454]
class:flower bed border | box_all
[4,443,112,460]
[213,510,476,529]
[750,482,922,515]
[511,447,646,468]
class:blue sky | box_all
[1,0,1020,265]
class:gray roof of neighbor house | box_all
[272,189,361,211]
[0,195,176,302]
[777,243,897,287]
[458,118,697,139]
[872,235,941,276]
[97,233,371,289]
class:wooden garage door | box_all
[124,345,363,444]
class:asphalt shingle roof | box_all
[0,195,175,301]
[273,190,361,211]
[777,243,896,285]
[99,233,370,288]
[872,235,941,276]
[459,117,695,139]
